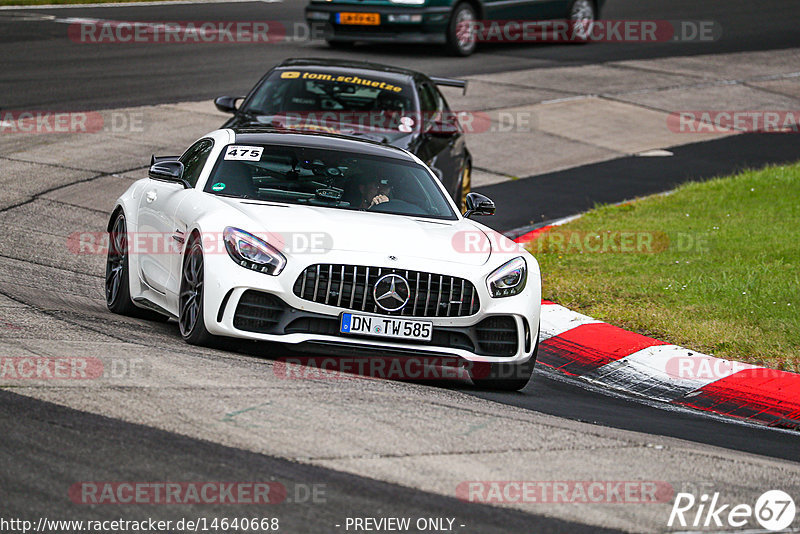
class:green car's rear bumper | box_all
[305,3,452,44]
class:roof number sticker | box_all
[398,116,414,133]
[225,145,263,161]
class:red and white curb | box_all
[511,224,800,430]
[535,300,800,430]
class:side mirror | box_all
[214,96,244,114]
[148,161,190,188]
[464,192,495,218]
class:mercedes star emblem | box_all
[373,274,410,312]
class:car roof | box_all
[275,58,421,85]
[230,128,416,160]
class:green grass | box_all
[528,163,800,370]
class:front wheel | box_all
[446,3,478,56]
[179,237,216,346]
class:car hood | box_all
[217,198,491,266]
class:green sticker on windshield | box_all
[212,182,226,192]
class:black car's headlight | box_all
[224,227,286,275]
[487,257,527,298]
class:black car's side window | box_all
[436,88,452,113]
[180,139,214,187]
[418,82,439,113]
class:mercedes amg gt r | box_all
[105,129,540,390]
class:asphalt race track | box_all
[2,1,800,532]
[1,0,799,110]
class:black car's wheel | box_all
[179,236,216,346]
[469,334,539,391]
[446,2,478,56]
[326,39,354,49]
[106,211,169,321]
[568,0,596,43]
[457,162,471,213]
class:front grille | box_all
[293,264,480,318]
[233,290,286,333]
[475,316,518,357]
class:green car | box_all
[305,0,605,56]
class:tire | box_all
[178,236,216,346]
[568,0,596,43]
[446,3,478,57]
[469,334,539,391]
[105,211,169,322]
[326,39,354,49]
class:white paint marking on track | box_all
[580,344,762,402]
[539,303,601,341]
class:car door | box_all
[484,0,569,21]
[412,81,465,200]
[137,139,213,298]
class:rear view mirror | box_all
[148,160,190,188]
[464,192,495,218]
[214,96,244,114]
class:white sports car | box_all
[106,128,541,390]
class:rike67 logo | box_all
[668,490,796,531]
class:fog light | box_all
[307,11,330,21]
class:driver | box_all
[347,174,393,210]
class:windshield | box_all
[204,144,457,220]
[241,68,417,134]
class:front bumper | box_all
[305,4,451,44]
[202,254,541,364]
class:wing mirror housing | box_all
[214,96,244,114]
[464,192,495,218]
[148,160,190,188]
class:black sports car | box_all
[215,58,472,210]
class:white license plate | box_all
[340,313,432,341]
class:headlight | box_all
[487,257,527,298]
[223,227,286,275]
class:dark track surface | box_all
[2,0,800,110]
[481,132,800,233]
[0,389,620,533]
[469,370,800,464]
